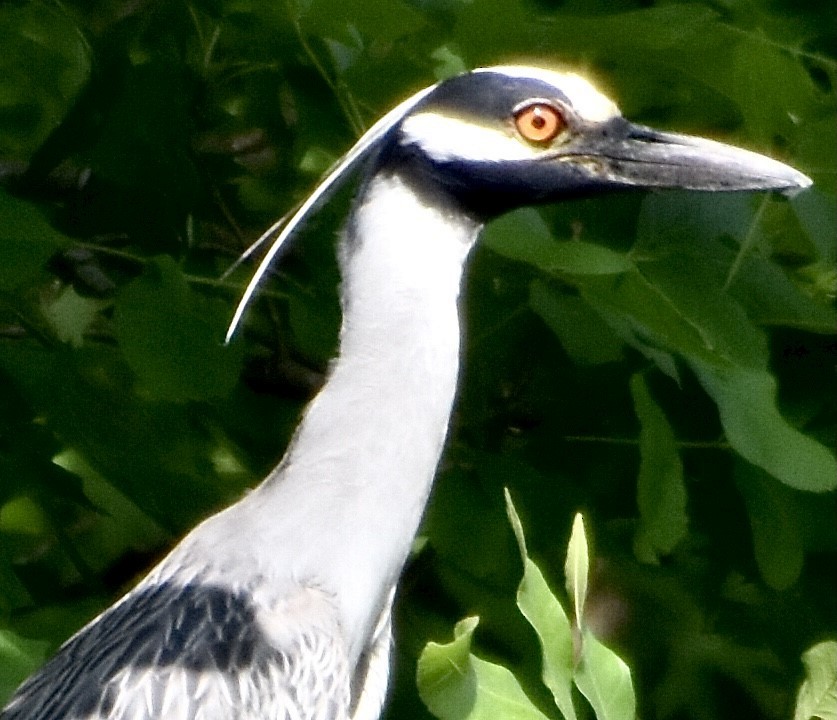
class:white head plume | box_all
[224,83,438,343]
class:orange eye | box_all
[514,102,565,144]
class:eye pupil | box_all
[531,114,546,129]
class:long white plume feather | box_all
[224,83,438,343]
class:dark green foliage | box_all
[0,1,834,719]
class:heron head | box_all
[389,66,811,217]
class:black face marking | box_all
[373,114,637,220]
[400,153,630,218]
[0,582,283,720]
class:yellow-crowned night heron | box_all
[2,66,811,720]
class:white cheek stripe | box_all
[474,65,620,123]
[400,113,540,163]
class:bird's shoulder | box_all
[1,578,352,720]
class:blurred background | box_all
[0,1,834,718]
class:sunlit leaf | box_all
[564,513,588,628]
[417,616,550,720]
[574,629,637,720]
[506,489,578,720]
[794,640,837,720]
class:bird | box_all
[2,65,811,720]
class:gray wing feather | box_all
[1,581,351,720]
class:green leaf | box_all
[482,208,561,266]
[735,462,805,591]
[298,146,337,176]
[0,191,68,291]
[544,193,837,494]
[484,209,632,275]
[630,373,688,562]
[564,513,588,629]
[794,640,837,720]
[506,489,578,720]
[0,342,234,531]
[0,496,48,536]
[528,281,624,366]
[574,628,637,720]
[430,45,469,80]
[0,629,48,703]
[42,286,107,348]
[52,449,168,575]
[725,38,819,146]
[417,616,550,720]
[547,242,633,276]
[0,2,90,161]
[632,202,770,369]
[114,257,243,402]
[0,550,31,613]
[574,269,717,376]
[694,362,837,493]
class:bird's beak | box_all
[560,118,812,194]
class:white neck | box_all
[187,173,481,663]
